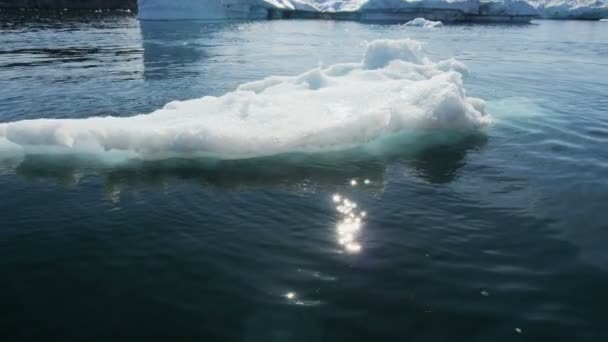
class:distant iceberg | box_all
[527,0,608,19]
[137,0,536,21]
[137,0,608,21]
[404,17,444,26]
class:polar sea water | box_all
[1,12,608,341]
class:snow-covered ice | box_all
[0,39,490,162]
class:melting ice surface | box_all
[0,39,490,162]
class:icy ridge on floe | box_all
[0,39,490,162]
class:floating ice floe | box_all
[404,17,444,27]
[0,39,490,162]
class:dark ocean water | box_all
[1,11,608,341]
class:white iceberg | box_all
[404,17,444,26]
[0,39,490,162]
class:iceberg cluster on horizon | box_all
[137,0,608,21]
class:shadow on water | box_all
[3,133,487,192]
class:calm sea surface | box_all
[1,11,608,341]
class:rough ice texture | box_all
[264,0,367,11]
[404,17,444,26]
[528,0,608,19]
[0,39,490,162]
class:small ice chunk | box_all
[404,17,443,28]
[515,328,522,334]
[350,179,358,186]
[481,290,489,297]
